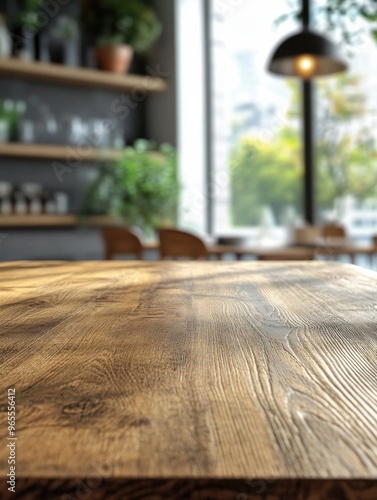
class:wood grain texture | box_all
[0,479,376,500]
[0,215,116,228]
[0,143,121,161]
[102,227,144,260]
[0,262,376,489]
[159,228,208,260]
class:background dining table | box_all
[0,260,376,499]
[207,239,377,264]
[143,238,377,265]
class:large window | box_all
[209,0,377,244]
[210,0,302,241]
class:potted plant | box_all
[82,140,179,234]
[82,0,162,74]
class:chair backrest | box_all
[321,223,346,238]
[159,228,208,260]
[102,227,144,260]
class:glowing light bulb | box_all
[296,55,317,78]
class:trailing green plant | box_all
[82,0,162,52]
[0,100,25,141]
[82,140,179,233]
[278,0,377,48]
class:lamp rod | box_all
[302,0,310,28]
[301,0,315,225]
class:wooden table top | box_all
[1,261,376,498]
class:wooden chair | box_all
[321,223,346,238]
[158,228,208,260]
[102,227,144,260]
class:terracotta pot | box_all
[95,44,134,74]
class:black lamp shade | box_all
[268,30,347,78]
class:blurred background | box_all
[0,0,376,266]
[0,0,176,259]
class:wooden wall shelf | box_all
[0,215,115,228]
[0,215,77,227]
[0,58,167,93]
[0,143,121,161]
